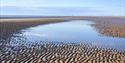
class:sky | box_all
[0,0,125,16]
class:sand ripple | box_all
[0,43,125,63]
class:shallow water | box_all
[10,20,125,50]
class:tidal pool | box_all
[11,20,125,50]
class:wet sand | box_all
[0,16,125,63]
[95,17,125,38]
[84,17,125,38]
[0,18,66,22]
[0,43,125,63]
[0,18,66,42]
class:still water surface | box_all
[11,20,125,50]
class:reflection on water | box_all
[10,20,125,50]
[0,20,125,50]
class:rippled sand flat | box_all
[0,43,125,63]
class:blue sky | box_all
[0,0,125,16]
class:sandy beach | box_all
[0,16,125,63]
[1,0,124,62]
[89,17,125,38]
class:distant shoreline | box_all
[0,15,124,19]
[0,16,124,22]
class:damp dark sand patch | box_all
[0,42,125,63]
[93,24,125,38]
[87,17,125,38]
